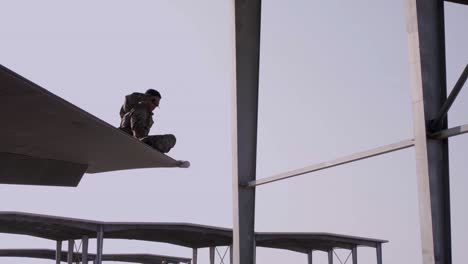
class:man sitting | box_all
[119,89,176,154]
[120,89,161,118]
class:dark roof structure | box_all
[0,212,232,248]
[0,64,185,187]
[446,0,468,5]
[103,222,232,248]
[0,212,386,253]
[256,232,387,253]
[101,253,191,264]
[0,212,98,241]
[0,249,191,264]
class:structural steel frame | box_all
[231,0,468,264]
[0,212,385,264]
[0,249,192,264]
[30,239,386,264]
[0,0,465,264]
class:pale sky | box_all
[0,1,467,263]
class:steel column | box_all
[82,236,89,264]
[376,244,383,264]
[352,246,358,264]
[230,245,233,264]
[210,247,215,264]
[56,241,62,264]
[307,250,313,264]
[96,226,104,264]
[67,239,74,264]
[406,0,451,263]
[328,250,333,264]
[192,248,197,264]
[232,0,261,264]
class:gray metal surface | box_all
[352,247,357,264]
[255,233,387,253]
[430,64,468,131]
[0,64,183,187]
[0,212,232,248]
[0,212,386,254]
[0,249,191,264]
[0,212,99,240]
[248,139,415,187]
[0,152,87,186]
[103,223,232,248]
[56,241,62,264]
[307,251,313,264]
[376,244,382,264]
[430,124,468,140]
[82,236,89,264]
[0,249,83,263]
[101,253,191,264]
[209,247,215,264]
[232,0,261,264]
[96,226,104,264]
[67,239,74,264]
[445,0,468,5]
[406,0,452,263]
[192,248,197,264]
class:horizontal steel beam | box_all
[430,123,468,140]
[248,139,415,187]
[445,0,468,5]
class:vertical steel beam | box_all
[352,246,358,264]
[230,245,233,264]
[67,239,74,264]
[307,250,313,264]
[192,248,197,264]
[210,247,215,264]
[376,244,383,264]
[328,250,333,264]
[192,248,198,264]
[232,0,261,264]
[56,240,62,264]
[82,236,89,264]
[96,226,104,264]
[406,0,451,263]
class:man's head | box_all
[145,89,161,111]
[145,89,161,98]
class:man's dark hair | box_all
[145,89,161,98]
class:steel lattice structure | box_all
[231,0,468,264]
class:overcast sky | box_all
[0,1,467,263]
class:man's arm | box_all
[119,106,126,119]
[130,109,149,139]
[133,128,146,139]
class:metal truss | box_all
[192,246,232,264]
[56,237,89,264]
[232,0,468,263]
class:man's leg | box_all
[141,134,176,153]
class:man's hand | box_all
[133,128,146,139]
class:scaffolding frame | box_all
[231,0,468,264]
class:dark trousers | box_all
[141,134,176,153]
